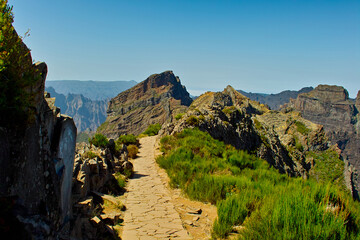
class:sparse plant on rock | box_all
[186,115,199,126]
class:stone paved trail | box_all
[122,136,191,240]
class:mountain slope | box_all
[283,85,360,198]
[98,71,192,137]
[45,80,137,100]
[161,85,347,189]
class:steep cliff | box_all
[46,87,107,132]
[98,71,192,137]
[161,86,345,187]
[283,85,360,198]
[0,14,77,238]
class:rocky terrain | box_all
[98,71,193,137]
[161,86,348,189]
[71,139,132,239]
[45,80,137,101]
[283,85,360,198]
[46,87,108,132]
[238,87,313,110]
[0,34,77,238]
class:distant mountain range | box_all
[238,87,314,110]
[45,87,108,132]
[45,80,137,100]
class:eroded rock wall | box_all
[0,60,77,238]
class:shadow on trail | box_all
[131,172,148,179]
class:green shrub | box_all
[143,123,161,136]
[222,106,237,115]
[114,172,126,188]
[117,134,138,145]
[82,151,98,159]
[127,144,139,159]
[175,113,184,120]
[89,133,109,148]
[186,116,199,126]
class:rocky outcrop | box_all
[238,87,313,110]
[283,85,360,198]
[46,87,108,132]
[71,141,131,239]
[0,60,77,238]
[99,71,192,137]
[161,86,331,178]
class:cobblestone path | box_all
[122,136,190,239]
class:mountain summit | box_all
[98,71,192,137]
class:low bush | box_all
[114,172,126,189]
[143,123,161,136]
[175,113,184,120]
[82,151,98,159]
[127,144,139,159]
[89,133,109,148]
[185,116,199,126]
[117,134,138,145]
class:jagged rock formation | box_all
[71,142,131,239]
[46,87,107,132]
[238,87,313,110]
[45,80,137,100]
[161,86,339,180]
[0,61,77,238]
[283,85,360,198]
[99,71,193,137]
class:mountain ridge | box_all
[45,80,137,100]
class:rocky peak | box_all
[302,84,349,103]
[356,91,360,110]
[99,71,192,137]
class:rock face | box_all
[161,86,331,178]
[99,71,192,137]
[283,85,360,198]
[238,87,313,110]
[46,87,108,132]
[0,61,77,238]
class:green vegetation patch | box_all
[308,149,346,190]
[82,151,98,159]
[175,113,184,120]
[127,144,139,159]
[143,123,161,136]
[89,133,109,148]
[222,106,237,115]
[294,120,310,135]
[185,115,199,126]
[157,128,360,239]
[117,134,138,145]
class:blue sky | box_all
[8,0,360,97]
